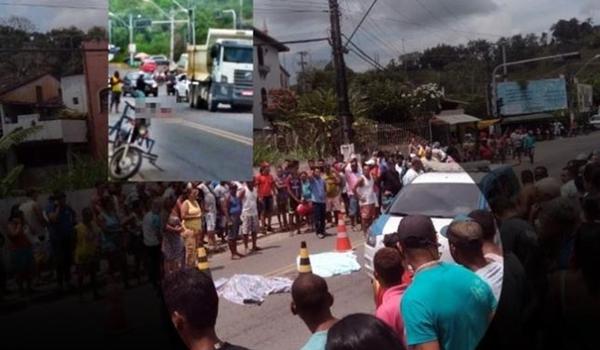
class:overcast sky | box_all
[0,0,107,32]
[255,0,600,79]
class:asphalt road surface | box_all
[108,66,252,181]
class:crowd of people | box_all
[160,146,600,350]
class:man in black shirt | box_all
[162,268,250,350]
[377,157,402,211]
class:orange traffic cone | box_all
[298,241,312,274]
[335,212,352,252]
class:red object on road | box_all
[141,59,157,73]
[296,201,312,216]
[335,212,352,252]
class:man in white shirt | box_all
[442,216,503,301]
[237,181,261,253]
[402,158,424,187]
[143,199,162,289]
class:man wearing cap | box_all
[441,216,503,301]
[398,215,496,350]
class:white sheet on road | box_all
[296,251,361,278]
[215,274,293,305]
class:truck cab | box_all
[187,29,253,112]
[209,39,253,111]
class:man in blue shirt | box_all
[397,215,496,350]
[309,167,327,239]
[291,273,338,350]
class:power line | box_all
[343,33,385,70]
[279,37,329,44]
[343,0,379,48]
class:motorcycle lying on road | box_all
[108,101,159,180]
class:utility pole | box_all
[298,51,308,93]
[328,0,353,144]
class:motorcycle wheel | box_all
[109,147,143,180]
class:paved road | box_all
[108,66,253,181]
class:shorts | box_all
[348,196,359,217]
[227,214,242,240]
[326,196,342,212]
[111,91,121,103]
[241,215,259,235]
[205,212,216,231]
[259,196,274,214]
[276,194,288,213]
[360,204,376,220]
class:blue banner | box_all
[497,78,567,115]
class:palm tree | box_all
[0,125,42,197]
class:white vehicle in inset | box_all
[363,164,520,277]
[175,74,190,103]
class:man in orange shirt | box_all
[255,163,276,234]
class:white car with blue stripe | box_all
[364,165,519,277]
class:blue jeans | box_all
[313,202,326,236]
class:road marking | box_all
[176,119,253,145]
[264,237,366,277]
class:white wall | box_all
[61,75,88,114]
[2,116,87,143]
[253,40,284,130]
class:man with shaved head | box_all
[291,273,338,350]
[442,217,503,301]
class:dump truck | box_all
[187,28,253,111]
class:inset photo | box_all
[107,0,253,182]
[0,0,108,196]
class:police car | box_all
[363,163,520,277]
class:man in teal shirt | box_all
[397,215,496,350]
[291,273,338,350]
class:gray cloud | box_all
[0,0,107,32]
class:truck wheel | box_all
[208,91,218,112]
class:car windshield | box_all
[223,46,253,63]
[388,183,482,218]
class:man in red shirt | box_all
[255,164,276,233]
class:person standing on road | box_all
[6,207,34,296]
[344,157,362,229]
[291,273,338,350]
[224,183,244,260]
[398,215,496,350]
[197,182,219,252]
[309,167,327,239]
[287,163,304,235]
[354,163,378,236]
[510,128,524,165]
[19,189,49,284]
[135,73,146,97]
[110,71,123,113]
[181,187,202,267]
[274,166,290,232]
[402,158,424,187]
[523,130,536,164]
[238,181,261,253]
[323,164,342,229]
[74,207,101,300]
[255,164,276,234]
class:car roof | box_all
[411,172,475,184]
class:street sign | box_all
[340,144,355,162]
[496,78,568,115]
[128,43,136,54]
